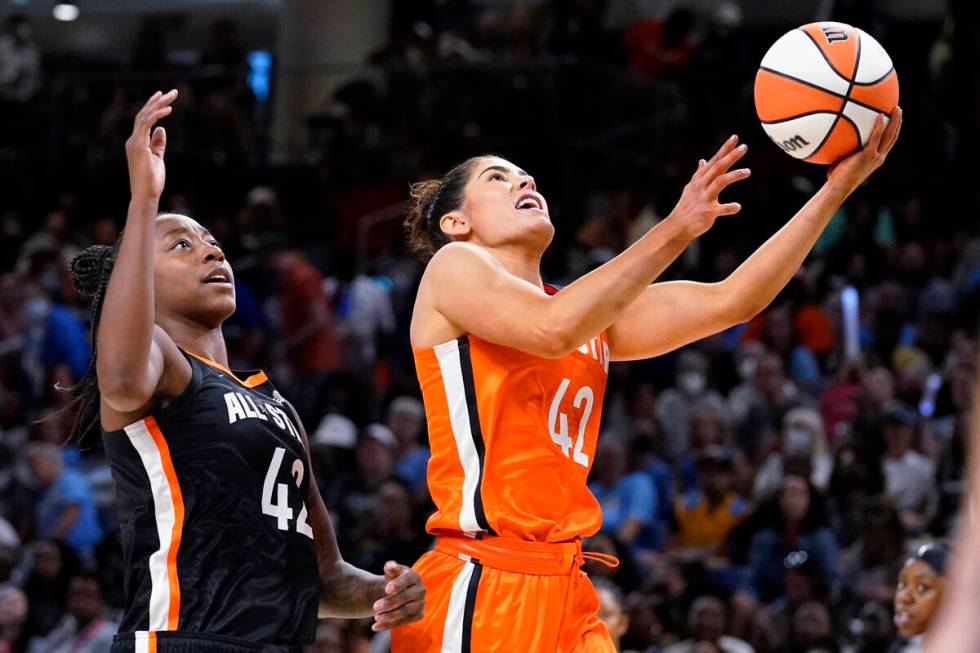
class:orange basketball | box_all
[754,22,899,164]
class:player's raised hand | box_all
[370,561,425,632]
[125,89,178,201]
[827,106,902,192]
[667,135,751,240]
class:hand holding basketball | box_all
[667,135,751,240]
[827,105,902,192]
[370,561,425,631]
[126,89,177,200]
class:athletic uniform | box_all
[103,351,317,653]
[392,289,617,653]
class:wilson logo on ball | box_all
[821,26,848,43]
[776,135,811,152]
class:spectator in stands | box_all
[753,406,833,501]
[21,540,74,638]
[25,445,102,564]
[664,595,754,653]
[594,579,630,652]
[590,439,659,552]
[657,349,728,460]
[387,396,429,494]
[28,572,117,653]
[880,404,937,534]
[0,585,30,653]
[672,446,748,558]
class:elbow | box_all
[718,283,764,326]
[534,322,580,359]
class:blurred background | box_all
[0,0,977,651]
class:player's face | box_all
[894,558,945,637]
[153,214,236,329]
[458,156,555,251]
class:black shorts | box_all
[111,631,304,653]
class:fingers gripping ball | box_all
[754,22,899,164]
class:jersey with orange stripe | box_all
[102,352,317,651]
[416,326,611,542]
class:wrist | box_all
[659,211,698,244]
[129,195,160,212]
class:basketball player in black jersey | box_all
[64,90,424,652]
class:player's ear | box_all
[439,211,470,239]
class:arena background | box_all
[0,0,977,651]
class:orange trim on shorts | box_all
[184,350,268,388]
[145,416,184,630]
[148,631,157,653]
[435,532,606,576]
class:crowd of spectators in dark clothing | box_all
[0,1,977,651]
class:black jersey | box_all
[103,352,317,652]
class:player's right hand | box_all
[667,135,751,240]
[126,89,178,200]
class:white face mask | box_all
[737,357,757,381]
[784,426,813,456]
[679,371,706,396]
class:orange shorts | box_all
[391,533,616,653]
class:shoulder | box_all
[424,242,504,282]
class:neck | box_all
[484,244,544,287]
[158,316,228,367]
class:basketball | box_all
[754,21,899,164]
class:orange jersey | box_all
[414,328,610,543]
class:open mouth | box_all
[514,193,545,212]
[202,270,232,285]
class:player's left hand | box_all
[827,105,902,192]
[371,561,425,632]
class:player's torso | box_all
[102,353,317,646]
[416,331,610,542]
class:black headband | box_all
[910,542,949,575]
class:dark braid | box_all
[62,236,121,444]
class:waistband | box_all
[112,631,303,653]
[434,532,619,576]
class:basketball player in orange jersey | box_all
[391,105,902,653]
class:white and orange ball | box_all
[754,21,899,164]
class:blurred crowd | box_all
[0,0,978,652]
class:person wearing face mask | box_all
[752,407,833,502]
[656,349,728,460]
[892,543,948,653]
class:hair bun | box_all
[69,245,114,297]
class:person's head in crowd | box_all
[594,579,628,649]
[386,396,426,455]
[696,446,736,504]
[784,551,830,608]
[858,497,905,568]
[676,349,710,397]
[761,303,800,358]
[689,401,729,450]
[779,471,818,530]
[756,352,789,401]
[894,542,948,639]
[862,366,896,411]
[782,406,827,459]
[0,585,28,640]
[375,478,415,538]
[67,572,108,627]
[734,341,767,384]
[882,402,917,458]
[687,595,726,643]
[592,439,627,487]
[26,442,63,487]
[357,423,396,486]
[791,601,834,649]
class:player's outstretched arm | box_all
[283,403,424,630]
[418,137,749,358]
[606,106,902,361]
[97,90,190,412]
[925,371,980,653]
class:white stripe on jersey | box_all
[125,420,178,632]
[434,339,482,534]
[134,630,151,653]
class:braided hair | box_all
[63,237,121,443]
[404,156,487,261]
